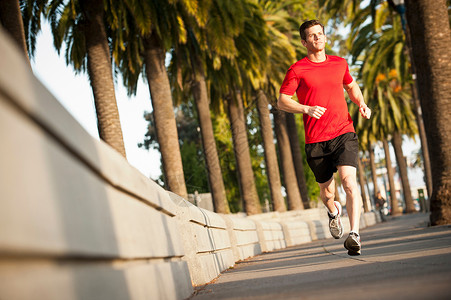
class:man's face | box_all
[301,24,326,52]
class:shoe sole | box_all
[346,249,361,256]
[344,240,361,256]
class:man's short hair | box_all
[299,20,325,40]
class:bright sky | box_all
[31,21,162,180]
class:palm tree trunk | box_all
[369,143,379,196]
[411,83,433,199]
[191,57,229,213]
[286,113,310,208]
[357,157,370,212]
[392,132,416,213]
[80,0,126,158]
[273,109,303,211]
[405,0,451,225]
[227,92,261,215]
[383,139,402,216]
[143,32,187,199]
[404,21,433,200]
[0,0,29,64]
[256,90,286,212]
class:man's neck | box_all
[307,51,327,63]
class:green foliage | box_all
[259,0,302,99]
[246,101,271,206]
[20,0,47,58]
[180,141,209,194]
[45,0,87,73]
[139,101,210,194]
[212,111,241,212]
[211,102,271,213]
[318,0,360,25]
[346,1,418,147]
[26,0,384,210]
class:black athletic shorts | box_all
[305,132,359,183]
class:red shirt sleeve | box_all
[343,64,353,85]
[279,67,299,96]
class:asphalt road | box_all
[189,213,451,300]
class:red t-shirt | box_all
[280,55,355,144]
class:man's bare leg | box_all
[319,176,337,213]
[338,165,361,233]
[319,175,344,239]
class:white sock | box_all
[327,207,338,216]
[350,230,359,236]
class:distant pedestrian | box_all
[375,191,387,222]
[277,20,371,256]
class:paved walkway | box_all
[189,213,451,300]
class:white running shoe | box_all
[328,201,344,239]
[344,232,361,255]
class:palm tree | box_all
[273,109,303,210]
[408,77,432,201]
[357,156,370,212]
[143,34,187,198]
[392,131,416,213]
[405,0,451,225]
[115,0,194,198]
[348,1,427,215]
[286,113,310,208]
[334,1,434,207]
[255,0,294,212]
[387,0,433,201]
[352,78,404,216]
[46,0,126,158]
[318,0,359,22]
[190,61,230,213]
[207,0,271,215]
[368,142,379,200]
[257,0,314,210]
[367,69,418,215]
[356,71,416,216]
[164,0,247,213]
[256,90,286,212]
[0,0,29,63]
[368,71,418,215]
[320,0,396,212]
[227,92,262,215]
[382,139,402,215]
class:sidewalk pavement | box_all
[189,213,451,300]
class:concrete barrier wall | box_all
[0,28,193,300]
[169,193,235,286]
[221,215,261,262]
[364,211,378,226]
[281,220,312,246]
[255,220,287,252]
[0,28,380,299]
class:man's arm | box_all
[344,80,371,119]
[277,93,327,120]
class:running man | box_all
[277,20,371,255]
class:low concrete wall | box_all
[363,211,378,226]
[281,220,312,247]
[221,215,261,262]
[0,28,193,300]
[0,28,380,299]
[255,220,287,252]
[170,193,235,286]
